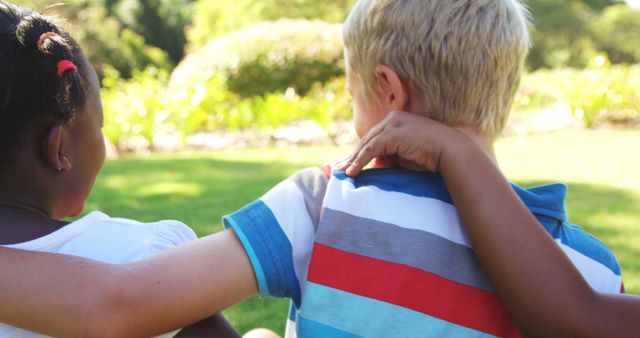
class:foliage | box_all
[186,0,262,48]
[167,74,248,135]
[169,75,351,133]
[559,57,639,127]
[259,0,356,22]
[187,0,355,48]
[515,56,640,127]
[12,0,638,77]
[524,0,626,69]
[101,66,171,149]
[175,19,344,97]
[39,1,172,78]
[101,64,351,149]
[591,5,640,64]
[100,55,640,150]
[525,0,596,69]
[113,0,193,64]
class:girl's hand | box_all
[336,111,461,176]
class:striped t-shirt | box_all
[224,167,622,338]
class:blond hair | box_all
[343,0,530,137]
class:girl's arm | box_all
[337,111,640,338]
[0,229,257,338]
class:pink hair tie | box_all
[57,60,77,78]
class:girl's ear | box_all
[374,65,410,111]
[43,125,72,173]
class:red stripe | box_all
[621,281,626,294]
[307,244,522,338]
[319,164,332,179]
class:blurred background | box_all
[9,0,640,334]
[11,0,640,152]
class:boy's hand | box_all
[336,111,460,176]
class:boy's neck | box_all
[452,125,497,162]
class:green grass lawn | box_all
[85,129,640,335]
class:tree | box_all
[524,0,625,69]
[186,0,356,49]
[115,0,193,64]
[591,4,640,63]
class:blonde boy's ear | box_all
[374,65,409,111]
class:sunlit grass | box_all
[83,129,640,334]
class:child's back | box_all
[223,0,623,337]
[226,166,622,337]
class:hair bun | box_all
[15,13,58,49]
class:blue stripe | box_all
[332,169,453,204]
[552,221,621,275]
[299,282,496,338]
[297,316,363,338]
[223,216,270,296]
[222,200,302,305]
[288,301,297,321]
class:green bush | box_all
[101,66,171,149]
[102,65,351,149]
[514,69,568,112]
[172,75,351,132]
[167,74,249,134]
[173,19,344,97]
[514,57,640,128]
[562,57,640,127]
[245,76,351,130]
[187,0,355,48]
[591,5,640,64]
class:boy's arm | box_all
[0,229,258,338]
[338,111,640,338]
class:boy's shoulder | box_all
[551,220,622,292]
[511,183,622,293]
[329,168,451,202]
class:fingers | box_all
[336,118,388,173]
[345,134,386,176]
[336,111,423,176]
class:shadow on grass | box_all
[88,157,304,235]
[517,180,640,295]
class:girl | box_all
[0,2,237,337]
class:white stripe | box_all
[324,177,471,247]
[284,319,298,338]
[557,240,622,293]
[261,179,316,297]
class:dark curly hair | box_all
[0,1,88,168]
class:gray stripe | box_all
[291,167,329,231]
[315,208,494,292]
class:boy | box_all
[223,0,622,337]
[0,0,623,337]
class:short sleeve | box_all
[223,167,328,307]
[150,220,198,255]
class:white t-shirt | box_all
[1,211,198,338]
